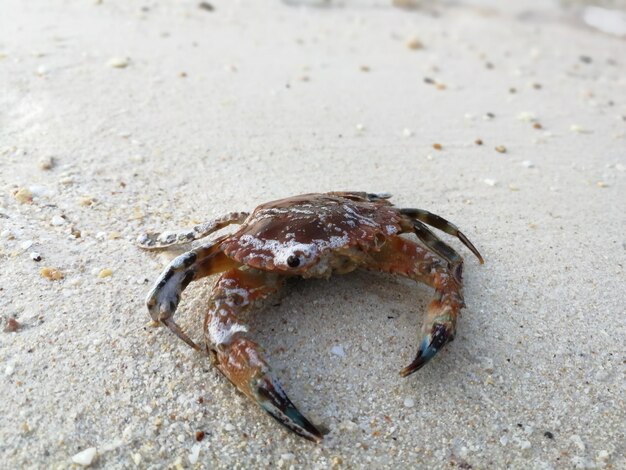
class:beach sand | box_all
[1,0,624,468]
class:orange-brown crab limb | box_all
[205,269,323,442]
[366,235,465,376]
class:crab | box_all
[138,191,483,442]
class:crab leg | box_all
[411,219,463,266]
[400,208,484,264]
[205,268,323,442]
[365,235,467,376]
[145,239,240,350]
[137,212,249,250]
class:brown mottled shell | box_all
[220,193,403,271]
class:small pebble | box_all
[403,398,415,408]
[339,420,358,431]
[71,447,97,466]
[533,122,542,129]
[107,57,129,68]
[13,188,33,204]
[51,215,66,226]
[475,139,483,145]
[596,181,609,188]
[393,0,420,8]
[521,160,534,168]
[517,111,536,122]
[570,434,585,451]
[331,345,346,357]
[79,196,95,206]
[36,65,48,76]
[432,143,443,150]
[360,65,370,72]
[406,37,423,50]
[597,450,610,462]
[198,2,214,11]
[195,431,205,442]
[484,112,495,120]
[38,156,54,170]
[484,178,497,187]
[4,318,20,333]
[5,364,15,376]
[224,423,235,432]
[40,267,64,280]
[544,431,554,439]
[570,124,587,133]
[579,55,592,64]
[188,445,201,465]
[403,128,413,137]
[20,240,33,250]
[98,268,113,278]
[495,145,507,153]
[30,252,42,262]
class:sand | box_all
[1,0,624,468]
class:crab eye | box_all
[286,255,301,268]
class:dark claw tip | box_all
[399,357,427,377]
[256,377,324,443]
[400,324,453,377]
[260,400,324,443]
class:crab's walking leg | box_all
[366,236,467,377]
[137,212,249,250]
[205,269,323,442]
[400,208,484,264]
[145,239,240,350]
[411,219,463,267]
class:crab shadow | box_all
[242,270,460,415]
[170,266,480,441]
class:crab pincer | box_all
[205,270,323,441]
[139,192,483,441]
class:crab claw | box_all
[400,316,455,377]
[213,338,323,442]
[145,250,202,351]
[204,269,324,442]
[254,374,324,442]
